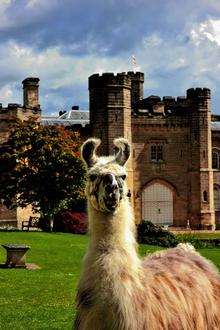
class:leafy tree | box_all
[0,120,86,227]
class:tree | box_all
[0,120,86,227]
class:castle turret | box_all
[89,72,133,201]
[22,77,40,109]
[127,71,144,107]
[187,88,215,229]
[89,72,132,154]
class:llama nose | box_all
[105,184,118,193]
[104,174,118,193]
[104,174,116,185]
[105,183,118,193]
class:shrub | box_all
[137,220,179,247]
[53,210,87,234]
[175,233,205,248]
[175,233,220,248]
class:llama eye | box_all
[120,175,126,180]
[89,174,97,182]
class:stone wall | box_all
[132,116,189,226]
[88,71,220,229]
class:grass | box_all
[0,232,219,329]
[173,231,220,239]
[189,232,220,239]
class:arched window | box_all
[212,150,219,169]
[203,190,208,202]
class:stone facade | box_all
[1,72,220,230]
[0,78,41,228]
[89,72,220,229]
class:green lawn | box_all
[0,232,219,329]
[174,231,220,239]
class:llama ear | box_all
[114,138,131,166]
[81,138,101,168]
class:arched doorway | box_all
[141,182,173,225]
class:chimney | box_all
[22,77,40,108]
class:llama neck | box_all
[87,198,139,270]
[81,197,141,319]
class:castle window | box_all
[151,146,156,160]
[151,145,164,162]
[212,150,219,169]
[203,191,208,202]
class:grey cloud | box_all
[1,1,220,115]
[0,0,203,56]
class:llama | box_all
[74,137,220,330]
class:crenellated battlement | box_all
[8,103,22,109]
[133,85,212,117]
[22,77,39,87]
[127,71,144,82]
[187,88,211,99]
[0,104,41,114]
[0,104,21,114]
[89,72,132,89]
[134,93,190,117]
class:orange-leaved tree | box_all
[0,120,86,227]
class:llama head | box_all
[81,137,130,213]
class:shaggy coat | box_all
[74,138,220,330]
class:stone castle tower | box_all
[89,72,218,229]
[187,88,215,228]
[89,72,144,202]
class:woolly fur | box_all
[75,138,220,330]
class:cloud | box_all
[26,0,47,9]
[0,0,12,28]
[0,40,135,113]
[0,0,220,58]
[190,18,220,46]
[0,1,220,114]
[0,84,13,104]
[135,18,220,111]
[143,34,162,48]
[0,0,195,56]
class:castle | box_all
[1,72,220,229]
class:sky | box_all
[0,0,220,115]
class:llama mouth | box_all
[104,196,118,211]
